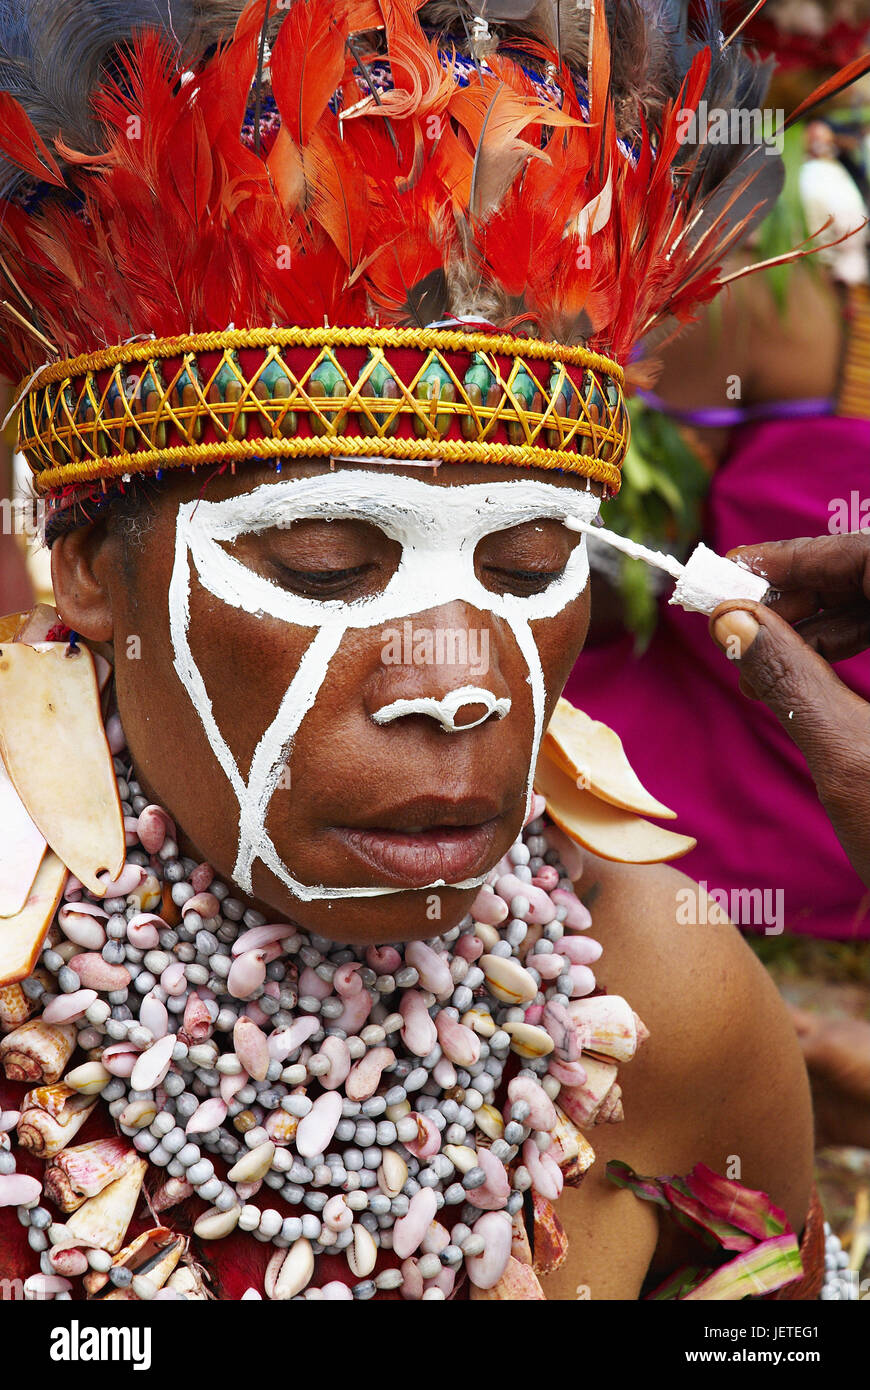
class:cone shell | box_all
[567,995,639,1064]
[549,1106,596,1175]
[557,1057,622,1129]
[0,1023,75,1084]
[44,1137,141,1213]
[65,1157,147,1252]
[531,1193,569,1276]
[99,1227,184,1299]
[0,981,36,1032]
[17,1084,97,1157]
[469,1256,546,1300]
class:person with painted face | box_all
[0,0,862,1303]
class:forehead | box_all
[174,461,601,540]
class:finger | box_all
[709,601,870,887]
[726,534,870,601]
[765,586,863,625]
[708,600,867,775]
[793,602,870,664]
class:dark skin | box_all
[50,459,813,1297]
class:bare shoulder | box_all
[540,855,813,1300]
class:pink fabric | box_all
[565,414,870,939]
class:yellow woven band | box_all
[17,326,628,495]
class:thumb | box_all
[709,601,867,782]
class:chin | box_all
[247,867,482,945]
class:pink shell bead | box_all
[333,963,363,998]
[507,1076,557,1131]
[96,863,147,899]
[405,941,452,997]
[190,863,214,894]
[233,1017,270,1081]
[299,967,332,1001]
[139,992,169,1039]
[136,805,175,854]
[268,1017,319,1060]
[130,1032,177,1091]
[160,961,187,996]
[181,892,220,921]
[399,991,437,1057]
[531,864,560,891]
[345,1046,394,1102]
[434,1013,480,1068]
[464,1145,510,1210]
[318,1036,352,1091]
[335,988,374,1035]
[393,1187,438,1259]
[296,1092,342,1158]
[551,887,592,930]
[126,914,163,950]
[495,874,558,925]
[186,1097,228,1134]
[526,953,564,981]
[469,888,509,927]
[465,1211,512,1289]
[100,1042,139,1078]
[547,1057,588,1087]
[402,1112,441,1160]
[454,934,484,963]
[366,945,401,974]
[231,924,295,956]
[68,953,130,991]
[57,902,108,950]
[555,935,602,966]
[49,1247,89,1277]
[323,1195,353,1232]
[0,1173,42,1206]
[522,1139,564,1201]
[42,990,98,1024]
[227,950,267,1000]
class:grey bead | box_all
[42,950,64,974]
[28,1228,49,1252]
[0,1152,16,1175]
[107,989,128,1005]
[21,976,45,1000]
[334,1120,355,1142]
[109,1265,133,1288]
[29,1205,51,1229]
[57,965,81,993]
[171,882,195,907]
[506,1192,524,1214]
[461,1166,486,1189]
[444,1183,466,1205]
[101,1078,126,1102]
[451,986,474,1012]
[300,1214,322,1240]
[353,1280,376,1300]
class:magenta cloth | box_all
[565,413,870,938]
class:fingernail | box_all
[711,608,760,658]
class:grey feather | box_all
[0,0,249,196]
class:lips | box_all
[330,795,503,888]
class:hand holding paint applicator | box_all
[564,518,770,616]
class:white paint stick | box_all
[565,520,769,615]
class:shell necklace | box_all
[1,732,643,1301]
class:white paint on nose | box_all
[371,686,512,734]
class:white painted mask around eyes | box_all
[168,471,601,901]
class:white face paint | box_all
[372,687,512,733]
[168,471,600,900]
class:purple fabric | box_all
[565,413,870,938]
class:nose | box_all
[363,603,513,735]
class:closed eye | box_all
[272,563,375,599]
[481,563,568,595]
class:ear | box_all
[50,521,115,643]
